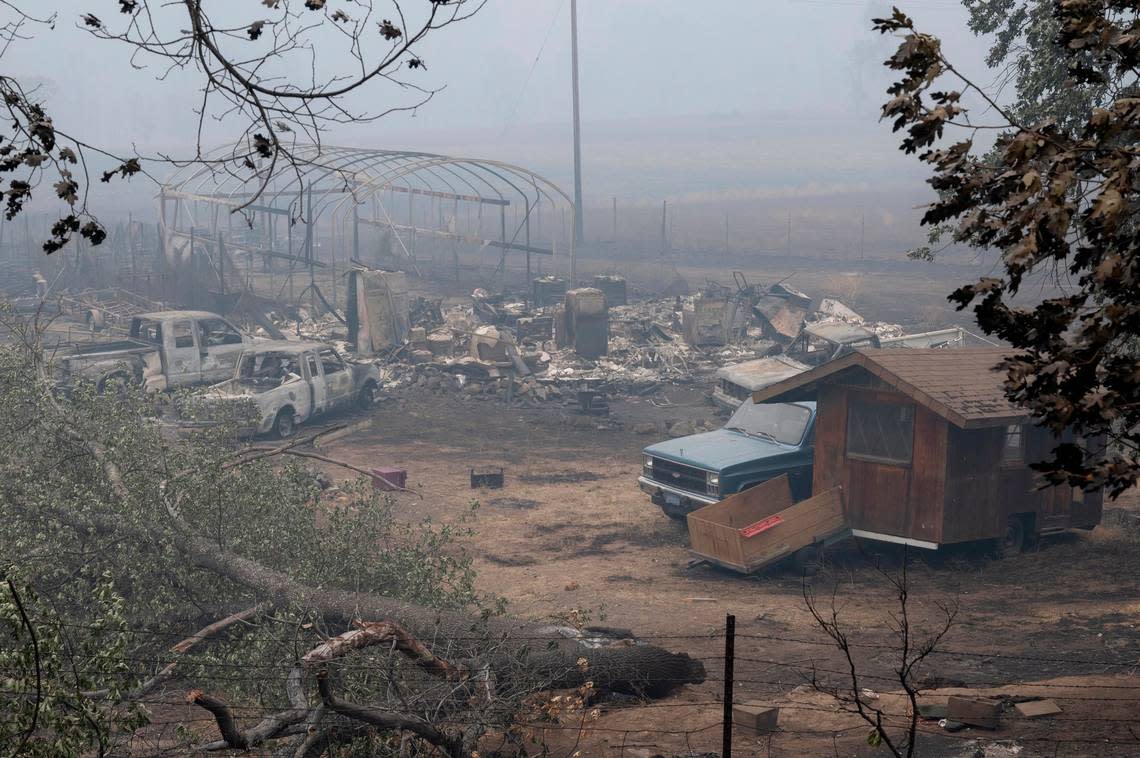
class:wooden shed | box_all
[751,348,1102,551]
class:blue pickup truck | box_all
[638,400,816,520]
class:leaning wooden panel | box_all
[687,483,848,574]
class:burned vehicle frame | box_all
[205,341,381,438]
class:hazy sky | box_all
[6,1,999,215]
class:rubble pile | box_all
[377,290,783,407]
[243,270,970,413]
[810,297,905,340]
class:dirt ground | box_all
[296,258,1138,757]
[314,380,1140,757]
[260,257,1137,756]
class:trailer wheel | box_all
[997,516,1028,558]
[273,409,296,439]
[793,545,822,576]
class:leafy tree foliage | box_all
[876,2,1140,496]
[1,571,148,758]
[0,317,490,753]
[963,0,1116,130]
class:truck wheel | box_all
[273,410,296,439]
[793,545,822,576]
[97,372,132,397]
[357,381,378,410]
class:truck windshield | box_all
[725,402,810,445]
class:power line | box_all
[498,0,567,141]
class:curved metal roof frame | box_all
[162,144,573,235]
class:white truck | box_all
[206,341,381,437]
[57,310,252,392]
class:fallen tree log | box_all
[53,450,707,700]
[57,395,707,728]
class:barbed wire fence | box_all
[4,611,1139,757]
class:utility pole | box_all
[570,0,584,246]
[860,212,865,262]
[723,211,729,263]
[786,211,791,257]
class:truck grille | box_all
[649,458,707,493]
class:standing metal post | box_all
[217,232,226,297]
[525,199,532,297]
[188,227,196,304]
[568,223,576,286]
[130,212,137,281]
[499,204,508,278]
[307,184,316,312]
[570,0,584,244]
[722,613,736,758]
[352,204,360,262]
[287,205,295,302]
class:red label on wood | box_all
[739,514,784,538]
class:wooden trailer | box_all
[750,348,1103,553]
[686,474,848,574]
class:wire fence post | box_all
[722,612,735,758]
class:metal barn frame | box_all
[158,144,576,305]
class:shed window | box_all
[846,400,914,465]
[1003,425,1024,463]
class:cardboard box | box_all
[371,467,407,491]
[733,701,779,734]
[946,696,1001,729]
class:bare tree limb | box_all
[315,670,467,758]
[4,576,41,758]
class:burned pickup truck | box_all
[204,341,381,437]
[639,399,816,520]
[57,310,251,392]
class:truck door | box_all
[306,352,329,415]
[165,319,202,386]
[196,317,247,382]
[318,348,353,407]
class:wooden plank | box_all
[847,459,910,535]
[943,425,1004,542]
[1014,700,1062,718]
[907,405,947,543]
[811,384,847,494]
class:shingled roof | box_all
[751,347,1026,429]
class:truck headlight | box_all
[707,472,720,496]
[644,455,654,468]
